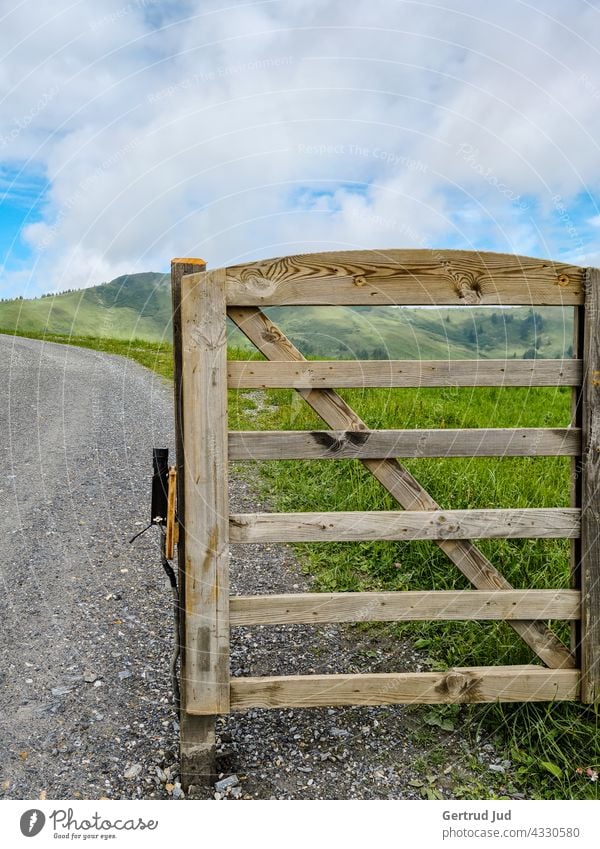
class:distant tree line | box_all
[1,288,85,302]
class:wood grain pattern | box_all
[171,259,206,678]
[228,359,582,389]
[227,306,575,669]
[581,268,600,702]
[570,305,585,658]
[180,268,230,714]
[229,508,580,542]
[229,590,581,625]
[220,249,584,306]
[221,667,581,711]
[171,258,216,786]
[228,428,581,460]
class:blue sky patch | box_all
[0,165,49,282]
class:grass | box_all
[6,327,598,799]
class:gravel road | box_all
[0,334,507,801]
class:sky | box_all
[1,0,600,298]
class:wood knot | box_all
[435,670,481,702]
[229,516,250,528]
[261,327,283,344]
[457,286,481,305]
[311,430,370,454]
[239,269,276,295]
[556,274,570,287]
[354,275,367,287]
[441,262,482,304]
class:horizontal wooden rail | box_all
[229,508,580,543]
[229,589,581,625]
[228,427,581,460]
[220,666,581,711]
[228,359,582,389]
[221,249,584,306]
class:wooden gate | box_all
[170,251,600,787]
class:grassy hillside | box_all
[268,304,574,359]
[0,273,171,341]
[0,273,575,358]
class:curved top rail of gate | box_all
[221,248,586,306]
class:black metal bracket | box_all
[151,447,170,525]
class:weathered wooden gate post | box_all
[171,259,230,788]
[581,267,600,703]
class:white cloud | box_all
[1,0,600,295]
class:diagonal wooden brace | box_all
[228,306,575,670]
